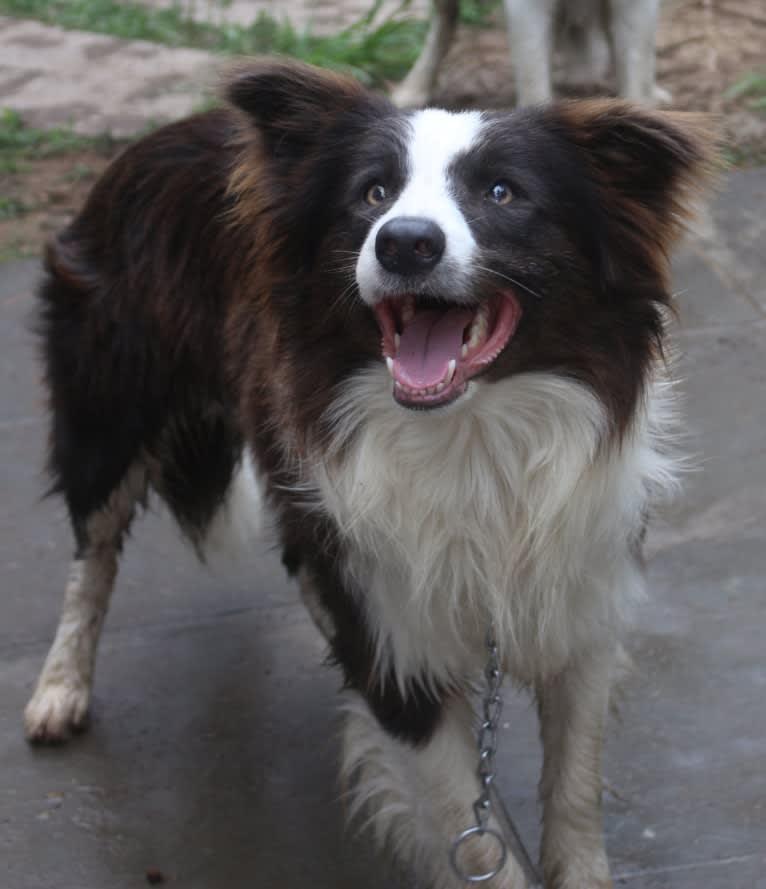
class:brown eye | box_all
[487,181,512,205]
[365,184,387,206]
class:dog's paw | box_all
[24,679,90,744]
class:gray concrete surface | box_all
[1,168,765,889]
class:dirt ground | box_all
[0,148,117,262]
[2,0,764,260]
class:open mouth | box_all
[374,291,523,409]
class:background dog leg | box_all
[390,0,459,108]
[342,692,529,888]
[607,0,669,105]
[24,465,146,743]
[504,0,558,105]
[536,649,615,889]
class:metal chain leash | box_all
[449,623,509,883]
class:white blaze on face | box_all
[355,109,484,305]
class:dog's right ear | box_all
[223,58,370,159]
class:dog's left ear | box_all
[223,58,372,160]
[551,101,718,280]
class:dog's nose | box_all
[375,217,446,276]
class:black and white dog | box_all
[392,0,669,109]
[26,60,711,888]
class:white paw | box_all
[24,679,90,744]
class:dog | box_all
[392,0,669,108]
[24,59,712,888]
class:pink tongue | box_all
[394,308,473,387]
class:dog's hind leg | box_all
[536,648,615,889]
[390,0,459,108]
[24,464,148,743]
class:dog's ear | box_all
[223,58,371,159]
[551,101,718,282]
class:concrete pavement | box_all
[1,167,765,887]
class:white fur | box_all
[25,464,147,742]
[203,448,267,559]
[341,693,529,889]
[317,365,678,887]
[505,0,559,104]
[355,109,483,307]
[312,366,678,692]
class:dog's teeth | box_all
[394,333,400,349]
[466,309,489,351]
[402,296,415,324]
[435,381,445,392]
[461,344,468,357]
[446,359,456,383]
[386,357,394,376]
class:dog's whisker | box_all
[474,265,543,300]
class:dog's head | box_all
[225,60,715,435]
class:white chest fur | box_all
[313,367,678,689]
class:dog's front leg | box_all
[342,692,529,889]
[536,650,615,889]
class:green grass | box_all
[725,69,766,111]
[0,108,115,175]
[0,0,433,87]
[0,195,28,220]
[723,143,766,168]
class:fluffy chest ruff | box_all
[312,365,677,688]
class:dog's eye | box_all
[365,184,387,206]
[487,181,513,205]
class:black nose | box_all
[375,217,446,276]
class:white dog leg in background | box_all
[391,0,459,108]
[504,0,559,105]
[608,0,670,105]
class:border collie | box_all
[392,0,669,109]
[25,59,712,889]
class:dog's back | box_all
[39,109,246,546]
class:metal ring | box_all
[449,826,508,883]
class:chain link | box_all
[474,624,503,830]
[449,623,509,883]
